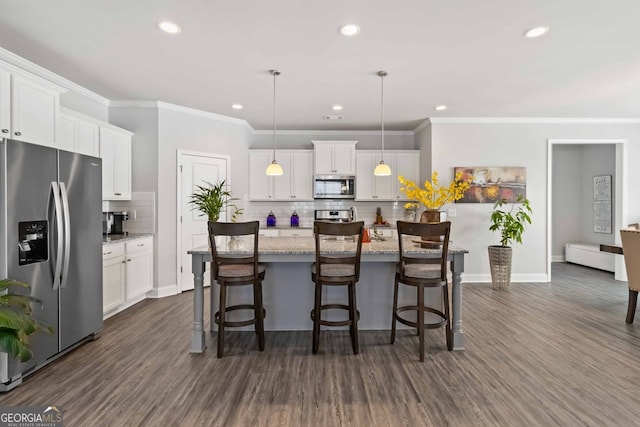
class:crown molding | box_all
[109,100,160,109]
[0,46,110,106]
[253,129,414,136]
[428,117,640,124]
[412,119,432,133]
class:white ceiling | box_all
[1,0,639,130]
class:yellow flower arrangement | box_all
[398,171,471,210]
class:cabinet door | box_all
[355,152,375,200]
[373,153,395,200]
[125,249,153,300]
[314,144,334,174]
[0,69,10,137]
[103,255,125,314]
[249,151,274,200]
[272,151,293,200]
[292,151,314,200]
[395,152,420,200]
[113,133,131,198]
[11,75,59,147]
[333,144,356,175]
[57,113,76,152]
[100,128,116,199]
[76,119,100,157]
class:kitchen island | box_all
[188,236,468,353]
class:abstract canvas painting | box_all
[454,167,526,203]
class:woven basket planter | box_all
[488,245,512,290]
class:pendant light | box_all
[266,69,284,176]
[374,70,392,176]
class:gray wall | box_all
[414,121,432,183]
[551,145,582,258]
[430,122,640,281]
[581,145,616,245]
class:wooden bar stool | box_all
[391,221,452,361]
[208,221,266,358]
[311,221,364,355]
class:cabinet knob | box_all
[1,129,8,133]
[104,251,112,255]
[127,259,131,262]
[121,260,126,264]
[115,193,121,196]
[14,131,21,136]
[137,243,144,247]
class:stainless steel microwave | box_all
[314,175,355,199]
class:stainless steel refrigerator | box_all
[0,139,103,391]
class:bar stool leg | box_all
[417,283,425,362]
[217,283,227,358]
[312,281,322,354]
[254,281,265,351]
[627,290,638,324]
[349,282,359,354]
[443,282,452,351]
[390,276,399,344]
[210,270,215,332]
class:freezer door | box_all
[2,140,60,376]
[58,151,103,350]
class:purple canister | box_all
[290,211,299,227]
[267,211,276,227]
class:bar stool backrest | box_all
[313,221,365,280]
[396,221,451,281]
[208,221,260,280]
[621,229,640,292]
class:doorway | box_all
[547,139,627,281]
[177,150,230,292]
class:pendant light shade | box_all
[374,70,391,176]
[266,69,284,176]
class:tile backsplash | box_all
[102,192,156,234]
[241,197,411,228]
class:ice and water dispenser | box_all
[18,220,48,266]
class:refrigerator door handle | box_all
[60,182,71,288]
[50,182,63,291]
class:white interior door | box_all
[178,152,229,291]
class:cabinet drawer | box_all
[102,243,125,259]
[126,237,153,254]
[279,229,313,237]
[259,229,279,237]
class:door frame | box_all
[546,139,628,281]
[176,149,231,292]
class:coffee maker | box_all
[103,211,129,235]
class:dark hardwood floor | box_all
[2,263,640,426]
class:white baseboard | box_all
[552,255,566,263]
[103,294,147,320]
[147,284,179,298]
[462,273,549,283]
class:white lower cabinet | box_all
[102,236,154,318]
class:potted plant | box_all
[398,171,472,223]
[188,180,242,222]
[488,195,533,290]
[0,278,54,362]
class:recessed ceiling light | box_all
[339,24,360,36]
[435,105,447,111]
[332,105,343,111]
[524,26,549,38]
[157,21,181,34]
[231,104,243,110]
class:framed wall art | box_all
[454,166,526,204]
[593,175,612,234]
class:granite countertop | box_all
[103,233,154,244]
[189,236,467,255]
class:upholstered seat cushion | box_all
[217,263,265,278]
[397,263,441,279]
[311,262,356,277]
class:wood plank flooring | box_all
[2,263,640,426]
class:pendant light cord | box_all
[271,70,280,162]
[379,71,387,162]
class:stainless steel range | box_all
[314,209,352,222]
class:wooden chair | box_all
[311,221,364,355]
[620,229,640,323]
[208,221,265,358]
[392,221,452,361]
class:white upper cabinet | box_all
[1,71,62,148]
[355,150,420,201]
[249,150,274,200]
[100,127,132,200]
[273,150,313,200]
[355,151,394,201]
[249,150,314,201]
[58,108,100,156]
[312,140,357,175]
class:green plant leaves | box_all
[489,195,533,247]
[188,180,243,222]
